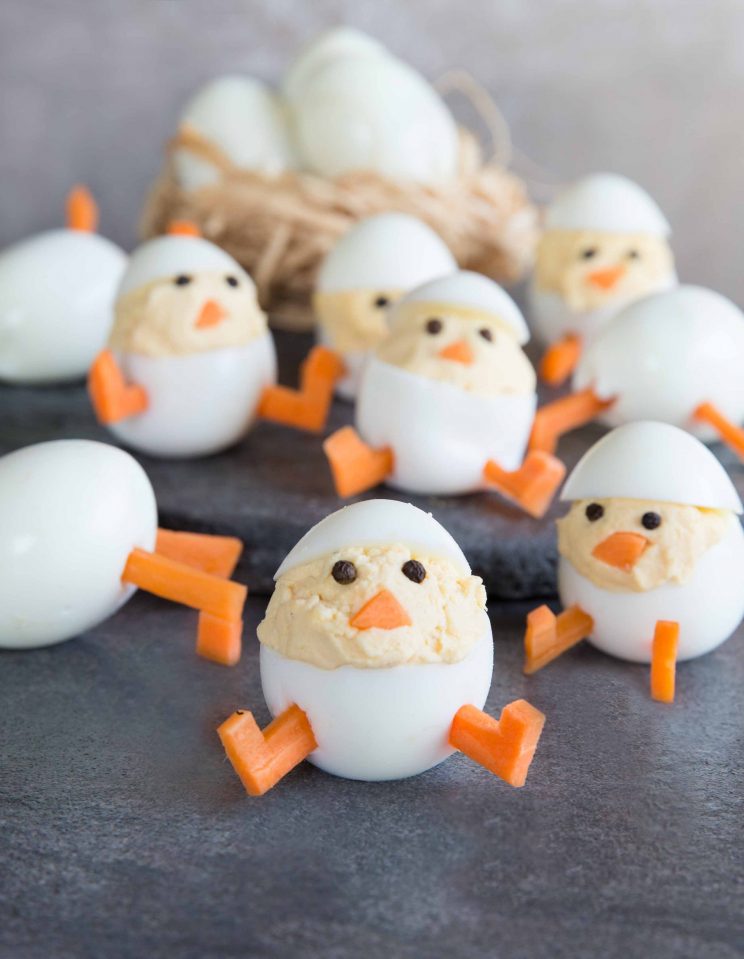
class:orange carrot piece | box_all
[88,350,148,424]
[218,705,318,796]
[438,339,474,365]
[258,346,344,433]
[483,450,566,518]
[323,426,393,498]
[155,529,243,578]
[168,220,201,237]
[449,700,545,788]
[122,549,247,621]
[197,612,243,666]
[694,402,744,460]
[66,185,98,232]
[524,604,593,674]
[349,589,411,631]
[529,389,615,455]
[539,334,582,386]
[651,620,679,704]
[586,264,626,290]
[591,532,649,571]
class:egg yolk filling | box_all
[313,288,404,354]
[258,543,487,670]
[535,230,674,313]
[558,497,731,592]
[375,300,536,397]
[109,270,267,357]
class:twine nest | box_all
[141,97,539,331]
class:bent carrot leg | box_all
[218,705,318,796]
[539,334,582,387]
[694,402,744,460]
[155,529,243,578]
[524,604,594,674]
[449,701,546,788]
[651,620,679,704]
[483,450,566,518]
[323,426,393,498]
[197,612,243,667]
[88,350,148,425]
[529,389,615,455]
[258,346,345,433]
[66,185,98,232]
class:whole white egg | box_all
[282,27,389,102]
[0,440,157,649]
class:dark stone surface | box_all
[5,331,744,599]
[1,595,743,959]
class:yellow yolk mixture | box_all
[258,544,487,669]
[313,288,404,354]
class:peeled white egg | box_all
[282,27,389,102]
[0,230,126,384]
[573,286,744,435]
[0,440,157,650]
[173,75,297,190]
[292,54,459,183]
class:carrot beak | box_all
[438,339,474,365]
[349,589,412,631]
[586,265,626,291]
[592,532,650,571]
[196,299,227,329]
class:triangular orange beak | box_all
[349,589,412,631]
[592,531,649,570]
[196,299,227,329]
[586,265,626,290]
[438,339,474,365]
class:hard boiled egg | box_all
[282,27,389,102]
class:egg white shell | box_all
[356,356,536,495]
[527,271,677,346]
[119,235,251,297]
[0,230,127,384]
[108,333,276,458]
[292,55,458,183]
[573,286,744,435]
[545,173,671,235]
[282,27,389,102]
[174,76,297,190]
[558,518,744,662]
[260,619,493,781]
[0,440,157,649]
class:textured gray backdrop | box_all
[1,0,743,303]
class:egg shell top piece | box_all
[0,440,157,649]
[275,499,471,578]
[393,271,531,344]
[0,230,127,383]
[545,173,670,235]
[282,27,389,101]
[317,214,456,293]
[118,235,252,297]
[561,421,742,512]
[573,286,744,432]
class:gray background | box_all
[1,0,743,303]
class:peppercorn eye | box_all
[401,559,426,583]
[626,249,640,260]
[226,275,239,287]
[585,502,604,521]
[174,274,192,286]
[332,560,357,585]
[581,248,598,260]
[374,295,390,309]
[479,328,493,342]
[425,318,443,335]
[641,511,661,530]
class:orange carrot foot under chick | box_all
[323,426,394,497]
[529,389,615,455]
[539,334,582,387]
[694,402,744,460]
[259,346,344,433]
[88,350,148,425]
[483,451,566,518]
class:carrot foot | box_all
[258,345,344,433]
[529,388,614,455]
[218,705,318,796]
[197,612,243,666]
[450,701,545,787]
[650,620,679,704]
[483,450,566,518]
[524,604,593,674]
[539,334,582,386]
[66,185,98,232]
[694,402,744,460]
[88,350,148,425]
[155,528,243,578]
[323,426,393,498]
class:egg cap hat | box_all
[118,235,253,297]
[545,173,670,236]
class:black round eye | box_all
[626,249,640,260]
[585,503,604,521]
[425,318,443,335]
[174,274,192,286]
[401,560,426,583]
[374,295,390,309]
[642,511,661,530]
[479,328,493,342]
[331,560,357,585]
[226,275,239,287]
[581,248,598,260]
